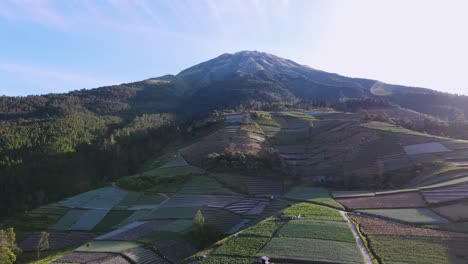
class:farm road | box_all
[340,211,373,264]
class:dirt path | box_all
[340,211,373,264]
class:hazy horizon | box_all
[1,0,467,96]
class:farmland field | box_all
[278,219,355,242]
[282,203,344,222]
[285,186,344,209]
[404,142,451,155]
[432,201,468,222]
[179,176,236,195]
[241,218,286,237]
[357,208,449,224]
[351,215,467,238]
[337,192,427,209]
[367,235,457,264]
[258,237,363,264]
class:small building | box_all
[258,256,270,264]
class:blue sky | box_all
[1,0,467,96]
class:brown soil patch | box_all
[180,128,268,165]
[338,192,427,210]
[433,202,468,222]
[352,215,468,238]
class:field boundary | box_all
[340,212,373,264]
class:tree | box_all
[192,209,206,234]
[0,228,21,264]
[36,231,49,260]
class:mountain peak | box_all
[177,50,311,87]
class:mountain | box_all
[1,50,468,217]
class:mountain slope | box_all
[1,50,468,218]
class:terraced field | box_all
[13,111,468,264]
[357,208,449,224]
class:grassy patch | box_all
[259,237,362,264]
[282,203,344,222]
[285,186,344,209]
[368,235,450,264]
[279,219,355,243]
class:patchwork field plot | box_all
[241,218,287,237]
[202,207,245,234]
[154,238,197,263]
[51,209,88,230]
[19,231,96,251]
[160,194,241,208]
[121,246,168,264]
[28,203,68,221]
[351,215,467,238]
[279,219,355,242]
[285,186,344,208]
[116,210,150,227]
[75,240,141,252]
[357,208,449,224]
[245,178,283,195]
[202,236,269,264]
[367,235,467,264]
[338,192,427,210]
[92,210,134,232]
[179,126,267,165]
[95,221,145,240]
[225,113,252,124]
[258,237,363,264]
[53,252,130,264]
[59,187,128,209]
[69,209,110,231]
[282,202,344,222]
[179,176,236,195]
[421,183,468,204]
[225,198,269,214]
[141,206,200,220]
[433,202,468,222]
[404,142,451,155]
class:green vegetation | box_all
[117,165,204,192]
[208,236,270,257]
[191,210,224,248]
[241,219,286,237]
[252,111,280,127]
[259,237,362,264]
[282,203,344,222]
[368,235,450,264]
[0,228,21,264]
[279,219,355,242]
[285,186,344,209]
